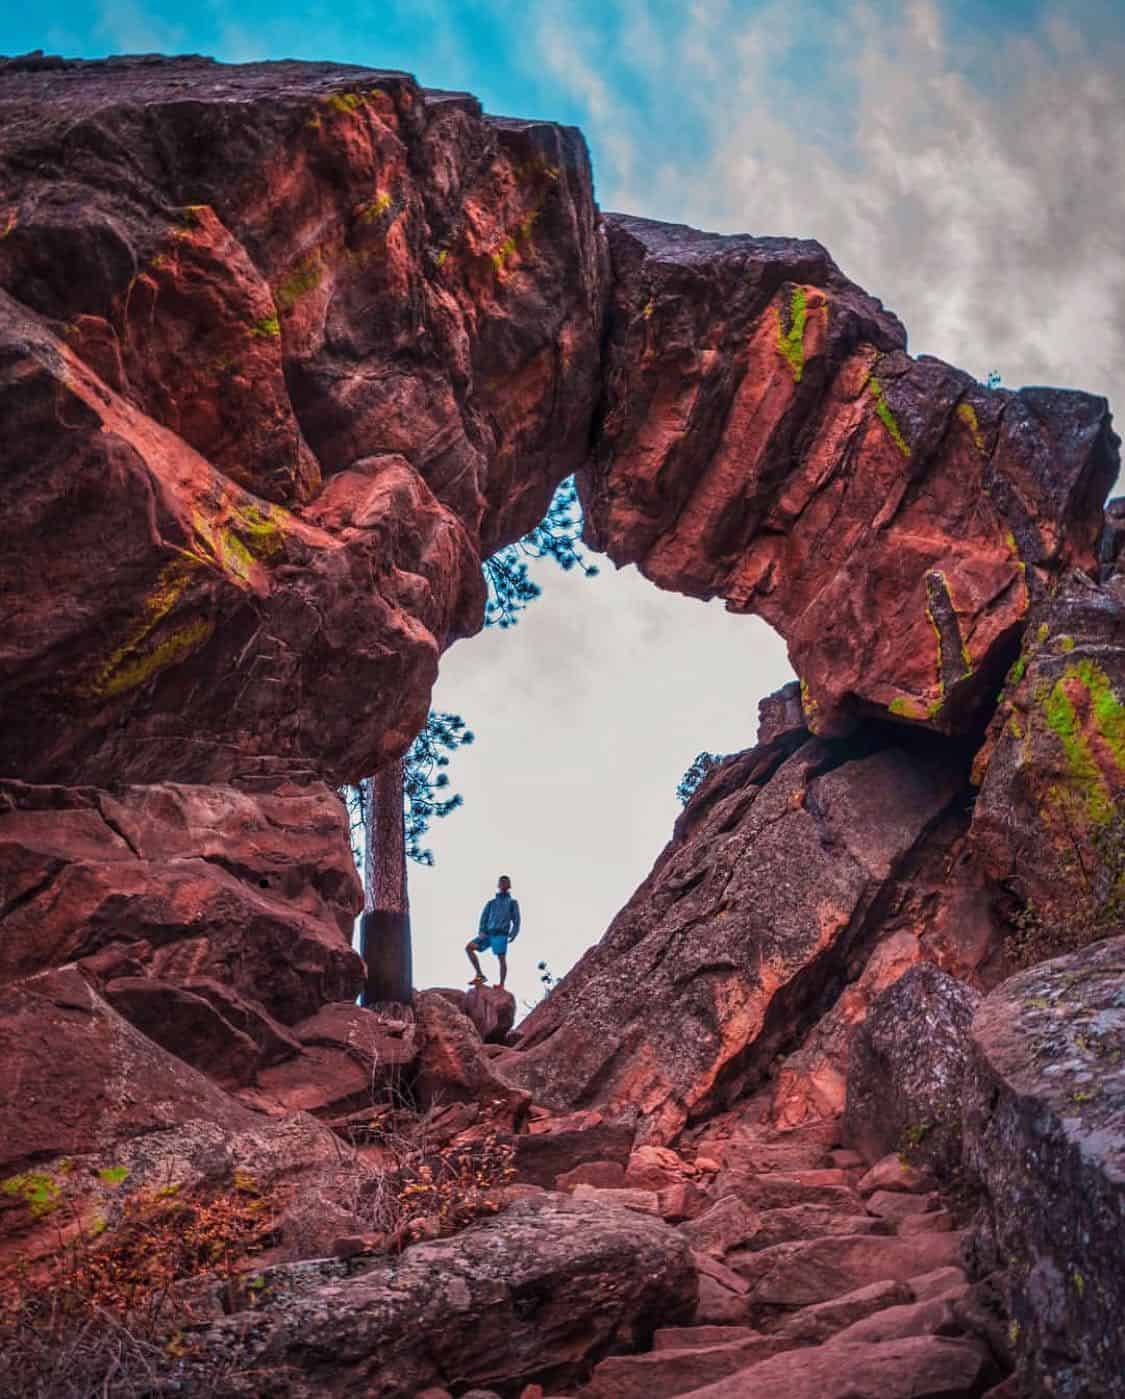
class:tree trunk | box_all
[360,758,412,1006]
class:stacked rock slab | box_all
[0,54,605,786]
[506,715,1002,1142]
[587,213,1117,738]
[963,936,1125,1398]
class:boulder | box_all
[774,1279,914,1346]
[571,1185,661,1216]
[586,214,1117,740]
[236,1004,418,1118]
[507,736,962,1141]
[856,1155,938,1196]
[843,963,981,1175]
[582,1334,791,1398]
[184,1197,697,1397]
[969,567,1125,952]
[413,991,531,1130]
[463,983,518,1044]
[0,57,605,788]
[0,967,255,1179]
[512,1121,636,1189]
[730,1232,965,1310]
[675,1335,991,1399]
[831,1292,969,1346]
[555,1160,628,1192]
[0,779,364,1023]
[103,976,262,1087]
[962,935,1125,1398]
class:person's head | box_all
[497,875,511,893]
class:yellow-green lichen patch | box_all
[0,211,16,240]
[889,695,929,720]
[1008,653,1028,687]
[277,252,324,311]
[326,91,364,114]
[1037,622,1050,644]
[97,1165,129,1187]
[490,205,543,276]
[359,190,393,225]
[96,616,216,698]
[956,401,985,452]
[2,1171,63,1218]
[86,558,201,699]
[1057,635,1076,653]
[434,248,448,267]
[776,286,808,383]
[867,377,911,458]
[641,298,655,320]
[1042,658,1125,823]
[249,314,281,340]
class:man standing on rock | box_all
[466,875,520,989]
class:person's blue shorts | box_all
[472,932,509,956]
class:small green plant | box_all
[1005,797,1124,969]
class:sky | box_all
[7,1,1123,1010]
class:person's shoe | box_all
[469,974,488,986]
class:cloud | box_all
[519,0,1125,450]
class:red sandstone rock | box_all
[865,1191,939,1222]
[774,1279,914,1346]
[0,779,364,1022]
[0,57,605,787]
[103,976,262,1087]
[857,1155,938,1197]
[674,1335,991,1398]
[237,1002,418,1117]
[184,1197,698,1396]
[843,964,982,1177]
[831,1291,969,1346]
[969,566,1125,929]
[731,1232,965,1309]
[657,1181,710,1224]
[507,737,962,1141]
[463,983,518,1044]
[555,1160,627,1192]
[0,966,255,1178]
[587,213,1117,740]
[571,1185,661,1216]
[413,989,530,1130]
[582,1333,791,1398]
[511,1120,636,1188]
[652,1326,760,1351]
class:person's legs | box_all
[497,952,508,988]
[465,940,486,982]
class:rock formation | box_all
[964,935,1125,1398]
[0,48,1122,1399]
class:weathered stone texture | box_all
[0,55,605,786]
[184,1197,697,1397]
[963,936,1125,1398]
[507,731,963,1141]
[0,778,364,1022]
[586,214,1118,740]
[843,963,981,1176]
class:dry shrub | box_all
[0,1171,275,1398]
[394,1129,516,1244]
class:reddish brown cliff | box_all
[586,214,1117,738]
[0,55,605,786]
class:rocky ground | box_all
[0,49,1122,1399]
